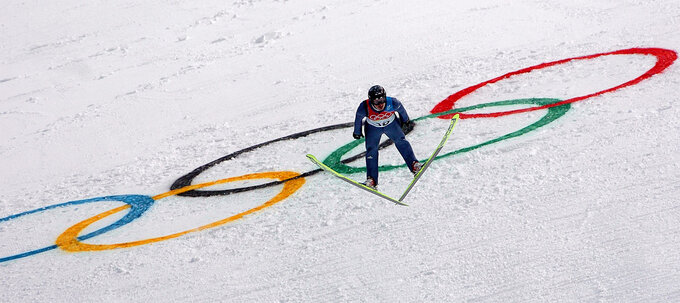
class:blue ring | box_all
[0,195,154,263]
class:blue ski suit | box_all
[353,97,418,185]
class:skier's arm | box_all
[353,103,367,139]
[393,98,411,123]
[393,99,415,133]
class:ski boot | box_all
[361,176,377,190]
[411,161,423,176]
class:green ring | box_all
[322,98,570,174]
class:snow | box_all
[2,0,680,301]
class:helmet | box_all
[368,85,386,104]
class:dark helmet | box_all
[368,85,386,104]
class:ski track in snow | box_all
[1,0,680,301]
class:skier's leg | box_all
[364,125,382,184]
[384,122,418,168]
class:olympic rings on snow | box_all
[0,47,675,262]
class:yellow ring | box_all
[56,171,305,252]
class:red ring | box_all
[431,48,677,119]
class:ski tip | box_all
[452,113,460,120]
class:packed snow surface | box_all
[1,0,680,301]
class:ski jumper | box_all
[353,97,418,184]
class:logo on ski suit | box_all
[365,98,396,128]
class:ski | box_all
[306,154,408,206]
[399,114,459,202]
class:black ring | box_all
[170,121,414,197]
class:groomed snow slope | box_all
[1,0,680,301]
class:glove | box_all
[401,120,415,134]
[353,133,363,140]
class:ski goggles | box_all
[370,94,386,105]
